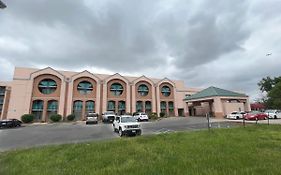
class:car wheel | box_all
[119,129,123,137]
[274,115,277,119]
[236,116,239,120]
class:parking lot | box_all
[0,117,245,151]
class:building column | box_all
[155,85,160,116]
[131,84,136,113]
[126,83,131,113]
[213,97,224,118]
[152,84,156,113]
[102,82,107,113]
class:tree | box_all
[257,76,281,92]
[267,82,281,109]
[258,76,281,109]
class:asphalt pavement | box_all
[0,117,239,152]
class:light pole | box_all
[0,0,7,9]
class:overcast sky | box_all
[0,0,281,101]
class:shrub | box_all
[67,114,75,121]
[21,114,34,123]
[160,112,166,118]
[149,112,158,120]
[50,114,62,122]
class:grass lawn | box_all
[1,125,281,175]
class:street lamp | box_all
[0,0,7,9]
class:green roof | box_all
[184,86,248,101]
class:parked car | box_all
[226,111,246,120]
[244,111,268,120]
[133,112,149,121]
[102,111,116,123]
[0,119,22,128]
[113,115,141,137]
[264,110,281,119]
[86,113,98,124]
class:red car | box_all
[244,111,268,120]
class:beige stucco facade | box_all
[0,67,201,121]
[0,67,251,121]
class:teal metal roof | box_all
[184,86,248,101]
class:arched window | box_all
[138,84,149,96]
[47,100,58,118]
[32,100,44,121]
[107,101,115,112]
[145,101,152,114]
[110,83,123,96]
[77,81,93,95]
[161,86,171,97]
[118,101,126,115]
[73,101,83,120]
[85,101,95,114]
[160,101,166,113]
[38,79,57,94]
[168,101,174,116]
[136,101,143,112]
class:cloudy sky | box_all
[0,0,281,101]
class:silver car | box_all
[86,113,98,124]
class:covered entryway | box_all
[184,86,250,118]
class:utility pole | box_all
[0,0,7,9]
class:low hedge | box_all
[149,112,158,120]
[49,114,62,122]
[160,112,166,118]
[67,114,75,121]
[21,114,34,123]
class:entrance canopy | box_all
[184,86,250,118]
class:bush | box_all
[67,114,75,121]
[50,114,62,122]
[21,114,34,123]
[149,112,158,120]
[160,112,166,118]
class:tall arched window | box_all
[47,100,58,118]
[77,81,93,95]
[136,101,143,112]
[160,101,167,113]
[118,101,126,115]
[145,101,152,114]
[38,79,57,94]
[73,101,83,120]
[85,101,95,114]
[107,101,115,112]
[32,100,44,121]
[138,84,149,96]
[168,101,174,116]
[110,83,123,96]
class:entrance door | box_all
[178,109,184,117]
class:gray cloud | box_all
[0,0,281,100]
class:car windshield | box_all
[249,111,259,114]
[105,111,114,115]
[141,113,146,115]
[121,117,137,123]
[231,112,238,114]
[265,110,275,113]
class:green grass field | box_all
[1,125,281,175]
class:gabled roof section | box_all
[132,75,154,85]
[156,77,175,87]
[71,70,101,81]
[30,67,66,80]
[103,73,130,83]
[184,86,248,101]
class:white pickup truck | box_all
[113,115,142,137]
[102,111,116,123]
